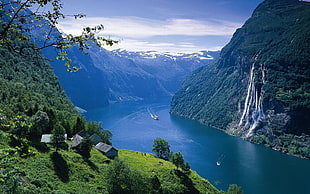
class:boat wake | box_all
[147,107,159,120]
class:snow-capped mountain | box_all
[111,49,218,61]
[84,47,220,106]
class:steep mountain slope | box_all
[88,48,218,104]
[0,33,77,121]
[0,0,111,110]
[171,0,310,158]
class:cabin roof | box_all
[94,142,115,153]
[71,131,102,147]
[71,134,83,147]
[89,134,101,145]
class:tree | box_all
[73,116,85,135]
[51,122,66,152]
[29,110,49,139]
[227,184,244,194]
[0,0,117,71]
[182,161,191,173]
[105,158,132,193]
[0,148,21,193]
[152,137,170,160]
[171,152,184,169]
[86,121,112,145]
[105,158,151,194]
[7,116,32,139]
[76,136,93,158]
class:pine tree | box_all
[51,123,66,152]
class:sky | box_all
[58,0,264,53]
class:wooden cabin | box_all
[94,142,118,159]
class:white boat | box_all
[151,114,159,120]
[216,162,221,166]
[148,108,159,120]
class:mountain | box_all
[170,0,310,158]
[43,41,219,109]
[88,48,219,104]
[0,29,78,122]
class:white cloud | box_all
[102,39,221,53]
[58,16,241,38]
[57,16,239,52]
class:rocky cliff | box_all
[171,0,310,158]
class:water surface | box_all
[83,99,310,194]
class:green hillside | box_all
[171,0,310,158]
[0,131,223,193]
[0,35,78,125]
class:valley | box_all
[1,0,309,193]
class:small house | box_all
[71,134,83,147]
[94,142,118,159]
[71,130,101,148]
[41,134,67,143]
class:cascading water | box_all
[238,62,266,138]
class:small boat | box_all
[151,114,159,120]
[216,162,221,166]
[148,108,159,120]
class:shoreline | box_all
[171,112,309,160]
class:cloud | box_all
[58,16,241,38]
[103,39,222,53]
[57,16,240,52]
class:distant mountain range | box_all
[171,0,310,158]
[45,42,219,109]
[89,48,219,103]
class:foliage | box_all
[29,110,49,139]
[86,121,112,145]
[152,137,171,160]
[227,184,244,194]
[72,116,85,135]
[105,158,152,194]
[119,149,221,194]
[51,122,66,151]
[0,0,117,71]
[0,147,21,193]
[76,136,93,159]
[0,33,80,141]
[5,115,32,139]
[171,152,184,169]
[183,161,191,173]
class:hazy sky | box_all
[58,0,264,53]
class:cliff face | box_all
[171,0,310,158]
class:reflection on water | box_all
[84,100,310,194]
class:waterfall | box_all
[238,63,255,127]
[238,62,265,138]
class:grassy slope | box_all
[0,132,221,194]
[119,149,220,193]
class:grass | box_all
[119,149,221,194]
[1,131,222,193]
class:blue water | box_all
[83,99,310,194]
